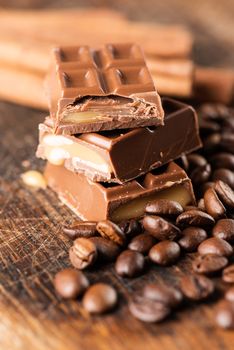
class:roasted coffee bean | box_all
[221,133,234,153]
[63,221,97,240]
[184,205,203,211]
[178,227,207,252]
[178,154,189,171]
[89,237,120,261]
[209,152,234,171]
[199,103,230,121]
[82,283,117,314]
[212,219,234,242]
[204,188,226,220]
[198,198,206,211]
[54,268,89,299]
[198,237,233,257]
[128,295,171,323]
[142,215,181,241]
[199,119,220,134]
[180,274,214,301]
[215,300,234,329]
[187,153,207,169]
[118,219,142,237]
[128,233,156,255]
[176,210,215,228]
[115,250,145,278]
[222,117,234,132]
[214,180,234,209]
[190,163,211,185]
[200,182,215,197]
[225,287,234,302]
[69,238,97,270]
[222,265,234,283]
[143,283,183,308]
[149,241,180,266]
[192,254,228,275]
[145,199,183,217]
[96,220,125,246]
[203,133,221,153]
[212,169,234,190]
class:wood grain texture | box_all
[0,1,234,349]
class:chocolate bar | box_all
[46,43,164,134]
[37,98,201,183]
[44,162,195,222]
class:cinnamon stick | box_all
[0,65,47,110]
[194,67,234,104]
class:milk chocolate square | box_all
[46,43,164,134]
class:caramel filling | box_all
[42,134,112,174]
[62,112,110,124]
[111,184,192,222]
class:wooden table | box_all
[0,1,233,349]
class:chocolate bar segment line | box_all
[44,162,195,222]
[47,43,164,134]
[37,98,202,183]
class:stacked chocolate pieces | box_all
[37,43,201,221]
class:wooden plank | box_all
[0,101,233,350]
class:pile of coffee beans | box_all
[53,103,234,329]
[184,104,234,200]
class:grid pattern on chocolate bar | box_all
[54,44,155,96]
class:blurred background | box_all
[0,0,233,110]
[0,0,233,65]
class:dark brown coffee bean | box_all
[198,237,233,257]
[96,220,125,246]
[204,188,226,220]
[184,205,203,211]
[209,153,234,171]
[82,283,117,314]
[213,219,234,242]
[214,180,234,209]
[149,241,180,266]
[199,119,220,134]
[143,215,181,241]
[222,118,234,132]
[176,210,215,228]
[69,238,97,270]
[63,221,97,240]
[200,182,215,197]
[128,233,156,255]
[212,169,234,190]
[145,199,183,217]
[118,219,142,237]
[54,268,89,299]
[199,103,230,121]
[143,283,183,308]
[215,300,234,329]
[190,163,211,185]
[180,274,214,301]
[198,198,206,211]
[129,295,171,323]
[89,237,120,261]
[221,133,234,153]
[222,265,234,283]
[192,254,228,275]
[225,287,234,302]
[178,154,189,171]
[187,153,207,169]
[203,133,221,153]
[115,250,145,277]
[178,227,207,252]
